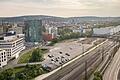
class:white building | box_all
[0,34,25,60]
[0,49,7,67]
[93,27,111,35]
[47,26,58,38]
[93,25,120,35]
[72,26,83,33]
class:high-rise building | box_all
[24,20,45,42]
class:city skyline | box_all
[0,0,120,17]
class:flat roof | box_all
[0,34,24,43]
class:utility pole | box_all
[61,56,63,69]
[82,43,84,54]
[101,47,104,61]
[85,61,87,80]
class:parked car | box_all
[59,51,62,54]
[65,53,70,56]
[48,54,54,58]
[51,59,54,61]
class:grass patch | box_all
[18,50,33,64]
[13,67,25,74]
[18,48,48,64]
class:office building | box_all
[0,49,7,67]
[0,32,25,60]
[24,20,45,42]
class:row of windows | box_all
[7,54,11,57]
[0,52,6,56]
[0,55,6,58]
[16,41,24,45]
[0,44,12,46]
[0,59,6,62]
[12,46,23,55]
[12,43,23,51]
[16,39,24,44]
[0,39,24,48]
[0,45,12,48]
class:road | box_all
[35,39,115,80]
[103,48,120,80]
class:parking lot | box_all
[41,38,105,70]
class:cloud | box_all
[0,0,120,17]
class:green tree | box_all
[29,48,43,62]
[93,76,101,80]
[1,68,14,80]
[0,73,4,80]
[15,72,27,80]
[93,71,103,80]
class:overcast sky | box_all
[0,0,120,17]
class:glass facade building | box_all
[24,20,44,42]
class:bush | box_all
[0,68,14,80]
[0,64,49,80]
[93,71,103,80]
